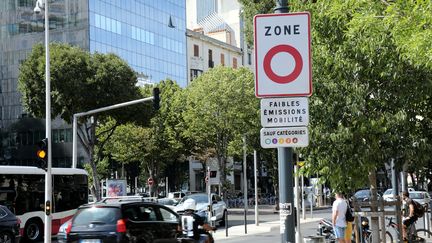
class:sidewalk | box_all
[213,217,322,240]
[213,205,330,240]
[227,204,331,215]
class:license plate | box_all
[80,239,101,243]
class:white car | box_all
[410,191,431,207]
[174,193,227,226]
[382,189,396,202]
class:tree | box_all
[18,43,151,200]
[100,80,191,195]
[240,1,432,240]
[182,66,259,198]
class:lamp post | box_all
[34,0,52,243]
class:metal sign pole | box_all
[278,148,295,243]
[274,2,295,242]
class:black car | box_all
[66,198,181,243]
[0,205,21,243]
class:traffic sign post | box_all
[254,2,311,242]
[147,178,154,186]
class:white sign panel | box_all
[261,97,309,127]
[254,12,312,97]
[260,127,309,148]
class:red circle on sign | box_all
[263,44,303,84]
[148,178,154,185]
[205,176,209,183]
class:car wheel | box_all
[219,210,227,227]
[0,231,14,243]
[24,219,43,242]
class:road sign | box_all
[260,127,309,148]
[254,12,312,97]
[147,177,154,186]
[261,97,309,127]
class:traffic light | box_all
[153,87,160,110]
[36,138,48,170]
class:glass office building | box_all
[0,0,187,166]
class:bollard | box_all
[225,210,228,237]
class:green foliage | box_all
[18,43,143,123]
[182,66,259,188]
[238,0,275,47]
[240,0,432,193]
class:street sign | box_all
[260,127,309,148]
[254,12,312,97]
[261,97,309,127]
[147,177,154,186]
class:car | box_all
[382,189,397,202]
[57,219,71,243]
[66,198,180,243]
[174,193,227,226]
[352,189,381,205]
[167,192,186,203]
[409,191,431,207]
[157,198,178,210]
[0,205,21,243]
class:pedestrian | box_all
[401,191,418,240]
[332,192,348,243]
[344,195,353,242]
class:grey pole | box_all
[72,96,154,168]
[302,175,305,219]
[278,148,295,243]
[254,150,259,226]
[274,2,295,242]
[391,159,403,243]
[36,0,53,242]
[243,136,248,234]
[294,164,301,242]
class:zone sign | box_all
[254,12,312,98]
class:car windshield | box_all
[180,194,209,204]
[159,198,176,205]
[73,206,119,225]
[383,189,392,195]
[410,192,424,199]
[355,190,370,197]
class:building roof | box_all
[186,29,241,54]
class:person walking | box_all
[332,192,348,243]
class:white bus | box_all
[0,166,88,242]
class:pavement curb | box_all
[228,205,331,215]
[213,217,323,240]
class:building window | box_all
[208,49,213,68]
[233,58,237,69]
[190,69,203,81]
[194,44,199,57]
[248,53,252,65]
[220,53,225,66]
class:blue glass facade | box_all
[89,0,187,86]
[0,0,187,167]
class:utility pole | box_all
[273,2,295,242]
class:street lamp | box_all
[34,1,52,243]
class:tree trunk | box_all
[219,155,227,201]
[368,169,380,243]
[90,116,102,201]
